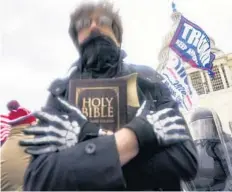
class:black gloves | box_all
[19,97,100,155]
[20,97,190,156]
[125,100,190,150]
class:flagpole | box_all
[171,0,177,12]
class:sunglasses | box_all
[75,15,113,32]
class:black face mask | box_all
[79,30,121,78]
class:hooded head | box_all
[68,1,124,78]
[7,100,20,111]
[189,107,221,141]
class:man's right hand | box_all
[19,97,100,155]
[124,100,190,151]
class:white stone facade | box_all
[184,52,232,134]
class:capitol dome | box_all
[209,37,224,57]
[157,10,182,71]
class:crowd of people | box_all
[1,0,232,191]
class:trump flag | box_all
[169,15,215,77]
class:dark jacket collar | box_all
[48,50,127,96]
[69,49,127,72]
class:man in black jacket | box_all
[20,1,198,190]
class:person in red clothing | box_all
[7,100,36,125]
[1,100,36,191]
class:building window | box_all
[210,66,224,91]
[189,71,210,95]
[221,64,230,88]
[189,71,205,95]
[202,72,210,94]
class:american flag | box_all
[0,114,11,145]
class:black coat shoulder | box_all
[125,63,164,83]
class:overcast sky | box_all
[0,0,232,114]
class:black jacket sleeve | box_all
[150,81,198,180]
[123,76,199,190]
[24,135,125,191]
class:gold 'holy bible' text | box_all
[81,97,114,118]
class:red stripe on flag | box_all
[167,67,178,80]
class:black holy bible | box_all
[68,73,140,132]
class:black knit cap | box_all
[68,0,123,51]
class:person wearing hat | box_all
[7,100,36,125]
[1,100,36,191]
[20,1,198,191]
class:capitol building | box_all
[157,11,232,134]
